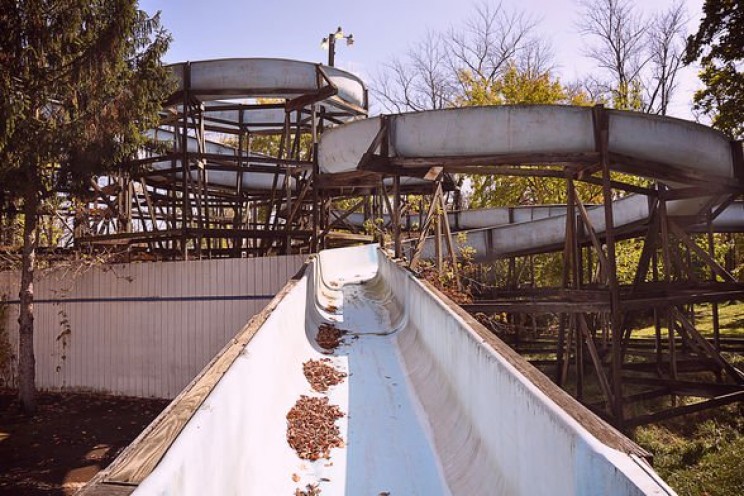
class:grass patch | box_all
[633,302,744,338]
[633,402,744,496]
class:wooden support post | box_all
[556,315,567,386]
[418,196,424,234]
[196,102,209,257]
[576,317,584,401]
[564,177,577,288]
[435,212,442,272]
[707,217,721,352]
[561,315,575,387]
[311,105,319,253]
[651,250,663,374]
[659,197,678,384]
[438,187,461,290]
[179,65,193,260]
[233,111,245,256]
[594,105,623,424]
[410,182,442,270]
[393,174,401,258]
[578,314,614,406]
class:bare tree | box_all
[577,0,649,109]
[515,37,556,80]
[447,2,541,88]
[371,1,549,112]
[645,2,687,115]
[371,31,454,113]
[577,0,687,114]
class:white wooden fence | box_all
[0,255,306,398]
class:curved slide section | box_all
[336,202,743,234]
[168,58,367,110]
[136,58,367,193]
[94,246,674,495]
[320,106,734,180]
[317,105,741,261]
[417,198,743,262]
[334,204,583,232]
[144,129,296,191]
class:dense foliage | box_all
[685,0,744,138]
[0,0,172,413]
[0,0,172,197]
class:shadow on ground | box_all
[0,389,167,496]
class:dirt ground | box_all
[0,389,168,496]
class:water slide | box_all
[81,61,744,495]
[85,245,673,496]
[144,128,298,192]
[141,58,366,192]
[334,197,743,261]
[318,105,742,261]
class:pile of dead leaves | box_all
[286,395,345,461]
[303,359,347,393]
[294,483,322,496]
[316,323,345,351]
[419,266,473,304]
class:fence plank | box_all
[0,254,306,398]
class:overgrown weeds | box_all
[633,402,744,496]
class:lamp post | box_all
[321,26,354,67]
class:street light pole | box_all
[321,27,354,67]
[327,34,336,66]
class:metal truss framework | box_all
[70,61,413,258]
[358,106,744,428]
[9,58,741,430]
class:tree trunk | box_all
[18,191,38,415]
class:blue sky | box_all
[139,0,705,119]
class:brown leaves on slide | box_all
[286,396,345,461]
[316,323,346,351]
[288,324,350,493]
[294,483,322,496]
[303,359,347,393]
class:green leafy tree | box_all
[457,66,602,209]
[685,0,744,138]
[456,65,591,107]
[0,0,172,413]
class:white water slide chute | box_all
[318,105,743,261]
[83,246,674,496]
[80,62,744,496]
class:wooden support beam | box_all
[410,182,443,269]
[438,188,462,290]
[624,391,744,427]
[593,104,623,425]
[322,198,364,238]
[574,193,610,280]
[356,116,389,172]
[622,376,743,397]
[578,314,614,407]
[393,174,402,258]
[672,308,744,383]
[668,219,737,283]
